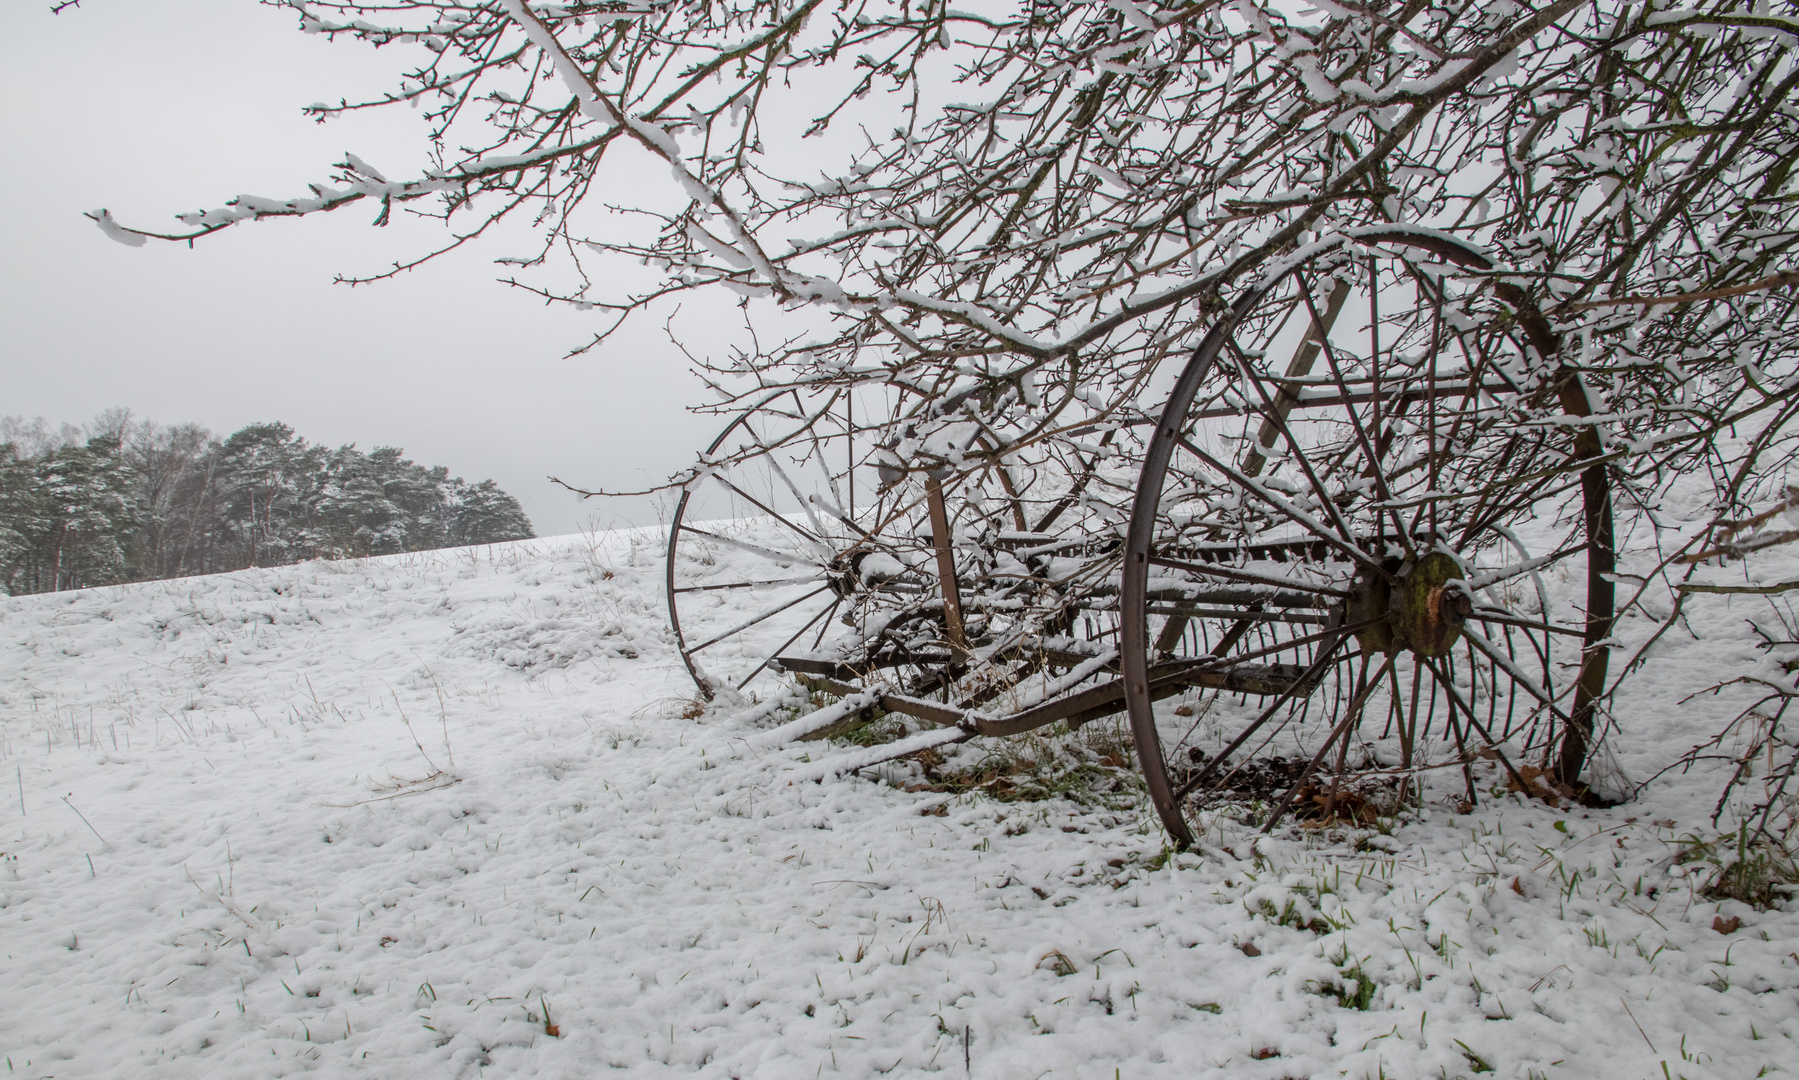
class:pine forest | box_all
[0,411,533,595]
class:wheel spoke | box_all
[1467,609,1587,639]
[1297,275,1411,543]
[1261,650,1397,832]
[1228,343,1368,552]
[686,583,834,654]
[674,576,823,594]
[1462,540,1591,591]
[807,490,872,539]
[732,596,843,691]
[1146,554,1350,597]
[678,525,825,569]
[1174,433,1394,581]
[709,472,826,548]
[1460,626,1573,716]
[766,454,832,544]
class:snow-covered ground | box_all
[2,528,1795,1079]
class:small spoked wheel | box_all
[1121,232,1616,847]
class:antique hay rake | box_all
[666,232,1617,847]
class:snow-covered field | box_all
[2,529,1795,1079]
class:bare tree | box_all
[91,0,1799,787]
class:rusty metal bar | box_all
[1241,280,1351,478]
[1144,605,1330,624]
[924,474,969,654]
[1187,382,1521,422]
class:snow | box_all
[2,527,1797,1078]
[341,154,389,184]
[1102,0,1159,34]
[88,209,147,248]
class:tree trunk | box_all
[49,523,67,593]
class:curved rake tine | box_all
[1488,522,1555,629]
[1424,655,1535,800]
[1177,617,1378,682]
[1460,626,1576,716]
[1173,634,1355,802]
[1261,651,1398,834]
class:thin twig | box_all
[1618,996,1657,1054]
[60,794,111,850]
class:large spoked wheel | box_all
[1121,232,1616,848]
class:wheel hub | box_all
[1349,551,1471,658]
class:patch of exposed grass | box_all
[1671,824,1799,910]
[905,718,1143,810]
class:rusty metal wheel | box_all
[1121,231,1616,848]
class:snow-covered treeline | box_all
[0,412,533,595]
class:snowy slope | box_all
[1,529,1795,1079]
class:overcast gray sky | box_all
[1,0,728,538]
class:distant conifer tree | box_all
[448,479,534,547]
